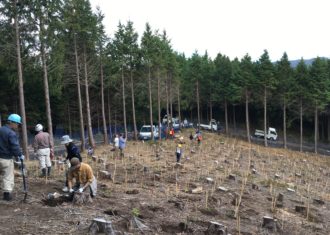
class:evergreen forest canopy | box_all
[1,0,330,157]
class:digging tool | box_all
[20,159,28,202]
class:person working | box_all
[67,157,97,197]
[0,114,24,201]
[33,124,53,177]
[61,135,82,192]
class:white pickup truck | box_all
[198,119,218,131]
[254,127,278,140]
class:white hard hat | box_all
[61,135,73,144]
[35,124,43,132]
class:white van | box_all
[139,125,159,140]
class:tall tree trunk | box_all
[148,66,153,140]
[196,80,200,128]
[130,69,137,140]
[314,106,318,154]
[178,86,181,128]
[300,98,303,152]
[40,35,53,147]
[0,114,2,127]
[166,75,169,137]
[100,51,108,144]
[14,1,28,159]
[283,99,287,149]
[121,67,127,138]
[245,89,250,143]
[157,69,161,141]
[210,100,213,123]
[74,35,85,152]
[83,49,95,148]
[169,74,173,121]
[264,86,268,147]
[68,104,72,137]
[107,88,112,142]
[224,99,228,134]
[233,104,236,131]
[328,115,330,143]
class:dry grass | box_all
[17,129,330,234]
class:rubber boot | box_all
[41,168,47,177]
[47,167,51,176]
[3,192,12,201]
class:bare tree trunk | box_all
[178,86,181,128]
[245,90,250,143]
[83,49,95,148]
[114,111,117,134]
[40,37,54,147]
[121,67,127,138]
[169,74,173,120]
[74,35,85,152]
[68,104,72,137]
[14,1,28,159]
[210,100,213,122]
[148,66,153,140]
[233,104,236,131]
[196,80,200,128]
[99,51,108,144]
[300,99,303,152]
[283,100,287,149]
[107,88,112,142]
[224,99,228,134]
[157,69,161,141]
[166,75,169,137]
[264,86,268,147]
[314,106,318,154]
[328,115,330,143]
[0,114,2,127]
[130,69,137,140]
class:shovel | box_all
[20,158,28,202]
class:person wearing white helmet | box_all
[0,114,24,201]
[33,123,53,177]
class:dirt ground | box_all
[1,130,330,235]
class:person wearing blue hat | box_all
[0,114,24,201]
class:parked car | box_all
[197,119,218,131]
[139,125,159,140]
[254,127,278,140]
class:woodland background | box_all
[1,0,330,158]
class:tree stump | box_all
[73,192,93,205]
[88,218,115,235]
[99,170,112,180]
[262,216,276,230]
[206,221,227,235]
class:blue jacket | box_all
[0,125,22,159]
[65,142,82,162]
[119,137,126,149]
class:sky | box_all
[89,0,330,62]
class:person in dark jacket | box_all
[60,135,82,192]
[0,114,24,201]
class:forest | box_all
[1,0,330,159]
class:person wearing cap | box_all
[67,157,97,197]
[0,114,24,201]
[175,142,183,163]
[33,124,53,177]
[60,135,82,192]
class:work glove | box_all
[69,188,74,193]
[18,155,24,161]
[65,160,71,168]
[78,188,84,193]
